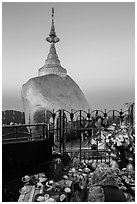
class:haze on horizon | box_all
[2,2,135,112]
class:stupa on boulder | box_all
[21,8,90,124]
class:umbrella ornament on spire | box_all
[46,8,60,43]
[52,7,54,19]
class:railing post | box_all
[13,110,15,124]
[45,124,47,139]
[62,110,65,155]
[42,125,45,139]
[96,131,98,162]
[70,109,74,150]
[15,126,18,139]
[47,124,49,138]
[3,111,6,125]
[127,108,130,125]
[28,114,32,140]
[29,113,31,125]
[119,109,123,126]
[52,109,56,151]
[79,110,82,161]
[29,128,32,140]
[130,104,134,127]
[113,110,115,123]
[109,151,111,164]
[59,110,62,153]
[21,112,23,124]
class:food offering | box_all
[60,194,66,202]
[34,179,71,202]
[35,182,44,190]
[44,179,72,193]
[19,186,31,194]
[34,192,66,202]
[38,177,47,183]
[121,169,135,186]
[21,173,47,186]
[35,193,56,202]
[18,159,135,202]
[84,167,91,173]
[22,175,31,183]
[38,172,46,178]
[35,194,45,202]
[64,187,71,193]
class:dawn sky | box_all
[2,2,135,111]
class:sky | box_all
[2,2,135,112]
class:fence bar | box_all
[130,104,134,126]
[113,110,115,120]
[96,137,98,162]
[42,125,45,139]
[52,111,55,151]
[15,126,18,139]
[2,107,133,162]
[70,113,73,150]
[59,110,62,153]
[62,110,65,154]
[79,110,82,161]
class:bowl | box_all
[38,173,45,177]
[34,194,45,202]
[39,177,47,183]
[44,194,50,201]
[60,194,66,202]
[22,175,30,183]
[64,187,71,193]
[19,186,30,194]
[47,197,55,202]
[63,175,68,180]
[50,194,60,202]
[46,180,54,188]
[35,182,43,189]
[84,168,90,173]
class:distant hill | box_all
[2,110,25,125]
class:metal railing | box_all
[2,108,134,163]
[2,123,49,143]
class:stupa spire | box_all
[38,8,67,78]
[46,8,60,43]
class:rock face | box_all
[21,74,90,124]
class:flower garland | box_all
[101,125,135,164]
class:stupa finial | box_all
[46,8,60,43]
[52,7,54,20]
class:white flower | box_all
[123,134,128,139]
[118,135,124,142]
[113,139,116,144]
[117,141,122,146]
[125,139,130,145]
[106,139,110,143]
[115,137,119,142]
[111,146,116,150]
